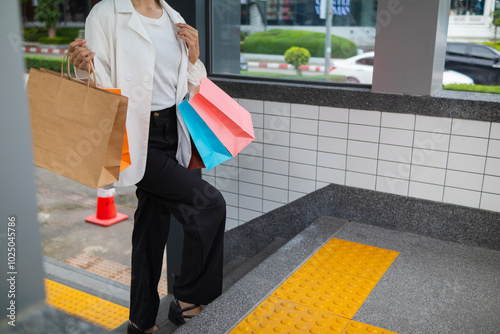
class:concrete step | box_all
[172,216,348,334]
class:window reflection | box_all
[451,0,485,15]
[213,0,378,84]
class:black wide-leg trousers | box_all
[129,106,226,330]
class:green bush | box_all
[38,36,71,45]
[241,29,357,58]
[241,32,249,42]
[284,47,311,75]
[23,27,81,42]
[444,84,500,94]
[25,55,69,74]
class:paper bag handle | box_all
[62,51,97,88]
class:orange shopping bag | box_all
[187,78,255,157]
[105,88,131,173]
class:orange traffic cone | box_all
[85,188,128,226]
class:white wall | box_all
[203,100,500,231]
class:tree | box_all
[284,47,311,76]
[34,0,63,39]
[493,9,500,44]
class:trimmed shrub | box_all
[241,29,357,58]
[38,36,71,45]
[25,55,69,74]
[24,27,81,42]
[284,47,310,75]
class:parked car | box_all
[445,42,500,85]
[240,54,248,71]
[330,52,474,85]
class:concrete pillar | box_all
[0,0,46,318]
[372,0,452,95]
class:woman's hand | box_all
[68,37,95,72]
[175,23,199,65]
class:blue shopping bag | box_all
[179,100,232,170]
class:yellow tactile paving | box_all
[343,321,399,334]
[231,296,350,333]
[45,279,129,330]
[272,263,377,319]
[229,238,399,334]
[308,239,399,281]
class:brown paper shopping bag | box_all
[27,59,128,188]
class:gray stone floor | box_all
[174,218,500,334]
[32,168,500,334]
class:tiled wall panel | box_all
[204,99,500,231]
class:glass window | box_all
[210,0,378,85]
[450,0,485,16]
[470,45,497,60]
[446,43,467,57]
[355,56,373,66]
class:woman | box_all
[67,0,226,333]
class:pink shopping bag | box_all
[188,78,255,157]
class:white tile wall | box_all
[318,137,347,154]
[413,131,450,151]
[411,149,448,169]
[291,104,319,119]
[443,187,481,208]
[378,144,412,163]
[378,160,410,180]
[380,128,414,147]
[204,100,500,228]
[316,166,345,185]
[415,115,452,133]
[289,163,316,180]
[482,175,500,195]
[410,165,446,185]
[318,121,348,138]
[264,101,290,116]
[319,106,349,123]
[445,170,484,192]
[347,156,378,175]
[381,112,415,130]
[491,123,500,140]
[376,176,409,196]
[291,118,318,135]
[480,193,500,211]
[408,182,444,202]
[263,186,288,203]
[347,140,379,159]
[239,181,263,198]
[264,129,290,146]
[348,124,380,142]
[485,157,500,177]
[346,171,376,190]
[488,139,500,158]
[290,148,317,165]
[449,136,488,156]
[317,152,346,169]
[264,158,289,174]
[290,133,318,150]
[289,177,316,194]
[451,118,490,138]
[447,153,486,174]
[263,172,288,189]
[349,109,381,126]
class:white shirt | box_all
[136,8,182,111]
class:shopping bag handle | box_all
[61,51,98,88]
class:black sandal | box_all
[168,298,200,325]
[127,322,156,333]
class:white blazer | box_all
[77,0,207,187]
